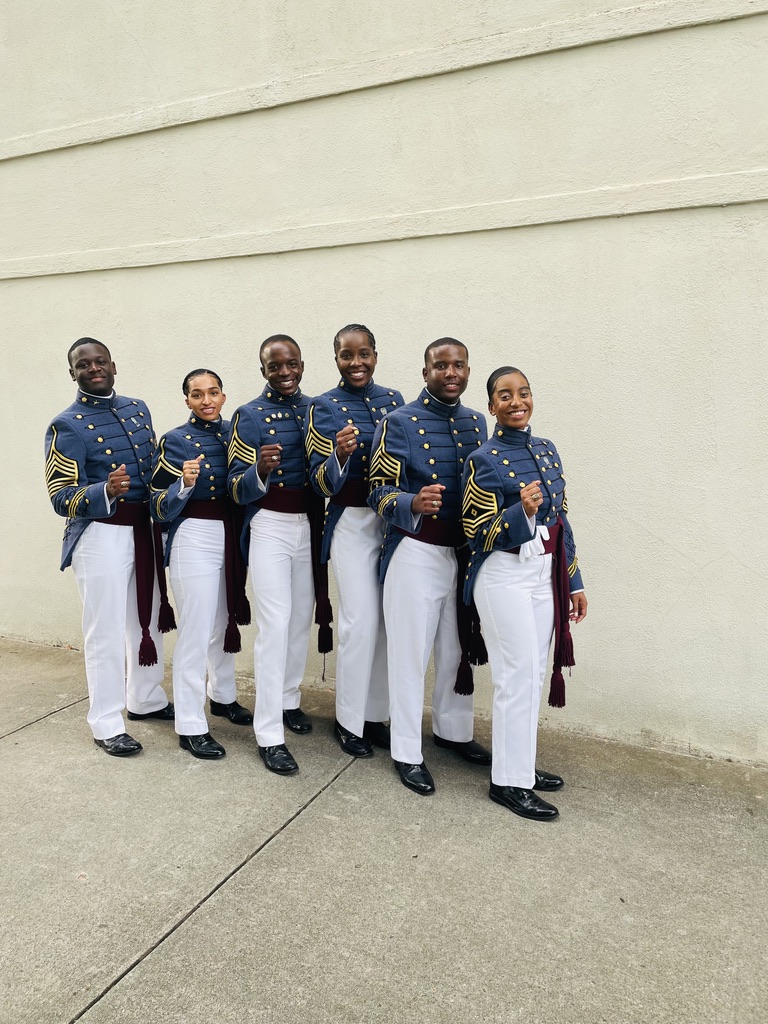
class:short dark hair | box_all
[486,366,529,400]
[259,334,301,363]
[182,368,224,395]
[333,324,376,353]
[423,337,468,366]
[68,337,111,365]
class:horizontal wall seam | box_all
[1,0,766,162]
[2,167,766,280]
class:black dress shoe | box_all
[179,733,226,759]
[259,744,298,775]
[94,733,143,757]
[283,707,312,734]
[127,702,174,722]
[489,782,559,820]
[433,735,492,765]
[333,720,373,758]
[363,721,391,749]
[394,760,435,795]
[534,768,564,792]
[210,700,253,726]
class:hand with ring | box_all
[335,423,359,467]
[413,482,445,514]
[182,454,205,487]
[520,480,543,517]
[106,463,131,499]
[257,442,283,482]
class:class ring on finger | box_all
[271,455,279,461]
[432,500,439,507]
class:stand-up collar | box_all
[337,378,377,398]
[493,423,532,447]
[76,388,117,409]
[187,414,224,433]
[261,385,303,406]
[418,387,461,418]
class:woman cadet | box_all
[151,368,253,759]
[305,324,404,756]
[461,366,587,820]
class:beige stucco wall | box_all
[2,1,766,762]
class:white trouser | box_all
[71,521,167,740]
[169,518,237,736]
[383,536,474,764]
[473,550,555,788]
[249,509,314,746]
[330,506,389,736]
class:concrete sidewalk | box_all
[0,637,765,1024]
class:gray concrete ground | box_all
[0,637,765,1024]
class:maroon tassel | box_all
[453,656,474,695]
[548,668,566,708]
[223,617,242,654]
[556,630,575,669]
[236,594,251,626]
[157,595,177,634]
[318,623,333,654]
[468,612,488,666]
[138,629,158,667]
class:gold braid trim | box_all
[45,426,79,497]
[305,407,334,460]
[568,556,579,579]
[377,491,399,517]
[562,488,569,514]
[368,419,402,489]
[316,462,333,498]
[483,512,504,552]
[461,462,499,539]
[227,418,257,467]
[153,490,169,521]
[66,487,87,518]
[231,474,243,504]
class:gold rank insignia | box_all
[461,462,498,540]
[368,419,402,489]
[45,427,79,497]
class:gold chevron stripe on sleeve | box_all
[305,406,334,460]
[155,438,183,478]
[461,462,499,539]
[227,419,258,467]
[562,488,568,514]
[368,419,402,489]
[45,426,79,497]
[568,556,579,578]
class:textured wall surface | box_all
[3,1,766,761]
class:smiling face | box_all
[185,373,226,421]
[68,342,116,396]
[423,343,470,404]
[488,371,533,430]
[260,339,304,396]
[335,330,378,389]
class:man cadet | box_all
[227,335,330,776]
[44,338,173,757]
[368,339,491,795]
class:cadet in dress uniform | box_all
[228,335,327,776]
[368,339,492,795]
[150,369,253,760]
[44,338,173,757]
[305,324,404,757]
[462,366,587,820]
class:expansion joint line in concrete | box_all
[64,756,357,1024]
[0,696,89,741]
